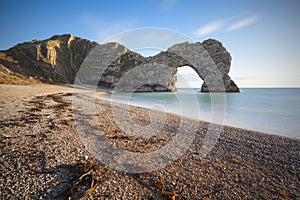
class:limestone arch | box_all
[140,49,223,92]
[96,40,239,92]
[141,41,239,92]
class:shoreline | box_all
[99,93,299,140]
[97,88,299,139]
[0,84,299,199]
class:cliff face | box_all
[0,34,98,83]
[0,34,239,92]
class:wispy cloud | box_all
[160,0,178,12]
[227,16,259,31]
[194,21,224,37]
[194,15,260,38]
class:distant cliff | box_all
[0,34,239,92]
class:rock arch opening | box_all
[175,66,203,89]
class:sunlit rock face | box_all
[0,34,239,92]
[0,34,98,83]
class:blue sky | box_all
[1,0,299,87]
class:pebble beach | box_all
[0,84,299,199]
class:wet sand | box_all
[0,84,299,199]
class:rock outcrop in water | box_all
[0,34,239,92]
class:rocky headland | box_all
[0,34,239,92]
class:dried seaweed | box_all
[131,169,176,200]
[61,161,110,200]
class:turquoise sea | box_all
[98,88,300,138]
